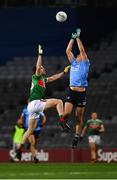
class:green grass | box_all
[0,163,117,179]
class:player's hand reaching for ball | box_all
[71,28,81,39]
[76,28,81,38]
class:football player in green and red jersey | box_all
[15,45,70,160]
[81,112,105,163]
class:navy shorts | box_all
[66,88,87,107]
[33,130,41,139]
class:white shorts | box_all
[28,100,46,120]
[88,135,101,145]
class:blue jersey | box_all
[70,58,90,87]
[21,106,43,132]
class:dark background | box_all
[0,4,117,64]
[0,0,117,150]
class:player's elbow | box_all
[66,47,70,55]
[66,49,72,59]
[47,77,54,83]
[80,49,85,54]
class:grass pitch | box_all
[0,163,117,179]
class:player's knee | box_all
[27,128,33,135]
[57,99,63,105]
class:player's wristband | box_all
[71,35,76,39]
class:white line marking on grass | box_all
[69,171,117,175]
[1,171,117,177]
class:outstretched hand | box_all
[71,28,81,39]
[76,28,81,38]
[38,44,43,55]
[64,65,71,73]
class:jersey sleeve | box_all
[21,107,27,119]
[39,112,44,118]
[84,120,90,128]
[21,109,25,118]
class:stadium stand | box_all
[0,28,117,149]
[0,0,117,8]
[0,4,117,151]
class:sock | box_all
[91,158,97,163]
[74,133,80,139]
[20,143,24,150]
[33,156,39,163]
[59,115,65,122]
[33,156,37,160]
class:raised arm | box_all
[47,65,70,83]
[35,44,43,76]
[66,28,85,62]
[47,72,64,83]
[76,36,88,60]
[66,39,75,62]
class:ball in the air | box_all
[56,11,67,22]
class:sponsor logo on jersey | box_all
[89,124,100,129]
[38,80,46,88]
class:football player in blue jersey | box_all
[20,106,46,163]
[65,28,90,148]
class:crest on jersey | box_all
[38,80,46,88]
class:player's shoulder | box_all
[82,58,90,64]
[32,74,40,79]
[70,57,77,64]
[96,119,103,123]
[87,119,92,123]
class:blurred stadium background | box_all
[0,0,117,163]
